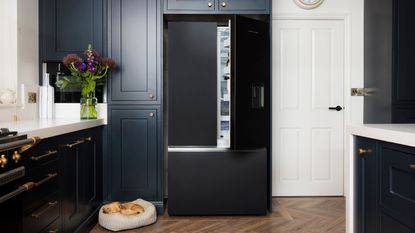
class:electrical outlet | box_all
[28,92,37,103]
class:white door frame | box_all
[271,13,352,231]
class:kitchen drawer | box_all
[23,193,60,233]
[23,137,59,170]
[379,212,414,233]
[380,143,415,231]
[41,218,61,233]
[23,160,59,211]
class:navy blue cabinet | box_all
[108,0,162,104]
[354,137,378,233]
[109,106,163,210]
[165,0,216,12]
[164,0,270,14]
[61,128,103,233]
[355,136,415,233]
[219,0,269,12]
[39,0,105,61]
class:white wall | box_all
[0,0,38,122]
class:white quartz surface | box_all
[349,124,415,147]
[0,118,106,139]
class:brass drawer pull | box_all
[35,173,58,187]
[358,148,373,157]
[410,164,415,172]
[31,150,58,161]
[65,137,92,148]
[31,201,58,219]
[49,229,58,233]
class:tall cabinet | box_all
[364,0,415,123]
[107,0,164,212]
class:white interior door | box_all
[272,19,345,196]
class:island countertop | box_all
[0,118,106,139]
[349,124,415,148]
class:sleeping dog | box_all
[102,202,145,215]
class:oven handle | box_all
[0,182,34,204]
[0,172,58,204]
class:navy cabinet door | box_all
[110,107,160,201]
[379,142,415,231]
[354,136,378,233]
[62,128,103,233]
[218,0,269,12]
[108,0,161,104]
[165,0,216,12]
[39,0,104,61]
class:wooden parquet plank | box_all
[90,197,345,233]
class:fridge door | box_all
[231,16,270,149]
[167,21,218,147]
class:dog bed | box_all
[99,199,157,232]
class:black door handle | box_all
[329,106,343,111]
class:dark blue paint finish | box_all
[109,106,164,211]
[355,136,415,232]
[164,0,270,14]
[39,0,104,61]
[108,0,162,104]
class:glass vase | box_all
[80,92,98,120]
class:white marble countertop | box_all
[349,124,415,147]
[0,118,106,139]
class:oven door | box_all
[0,180,25,232]
[0,166,26,233]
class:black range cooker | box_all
[0,129,59,233]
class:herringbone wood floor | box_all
[91,197,345,233]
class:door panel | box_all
[110,108,158,200]
[273,20,345,196]
[379,143,415,230]
[219,0,268,11]
[108,0,159,103]
[354,137,378,233]
[165,0,216,11]
[40,0,103,61]
[167,22,218,147]
[232,16,270,149]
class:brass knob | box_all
[149,112,155,118]
[12,151,21,163]
[358,148,372,157]
[149,92,155,99]
[0,155,8,168]
[208,2,213,7]
[410,164,415,172]
[48,229,58,233]
[221,2,226,7]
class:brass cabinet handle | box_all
[31,150,58,161]
[410,164,415,172]
[31,201,58,219]
[358,148,372,157]
[149,112,155,118]
[49,229,58,233]
[35,173,58,187]
[65,137,92,148]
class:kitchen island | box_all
[348,124,415,233]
